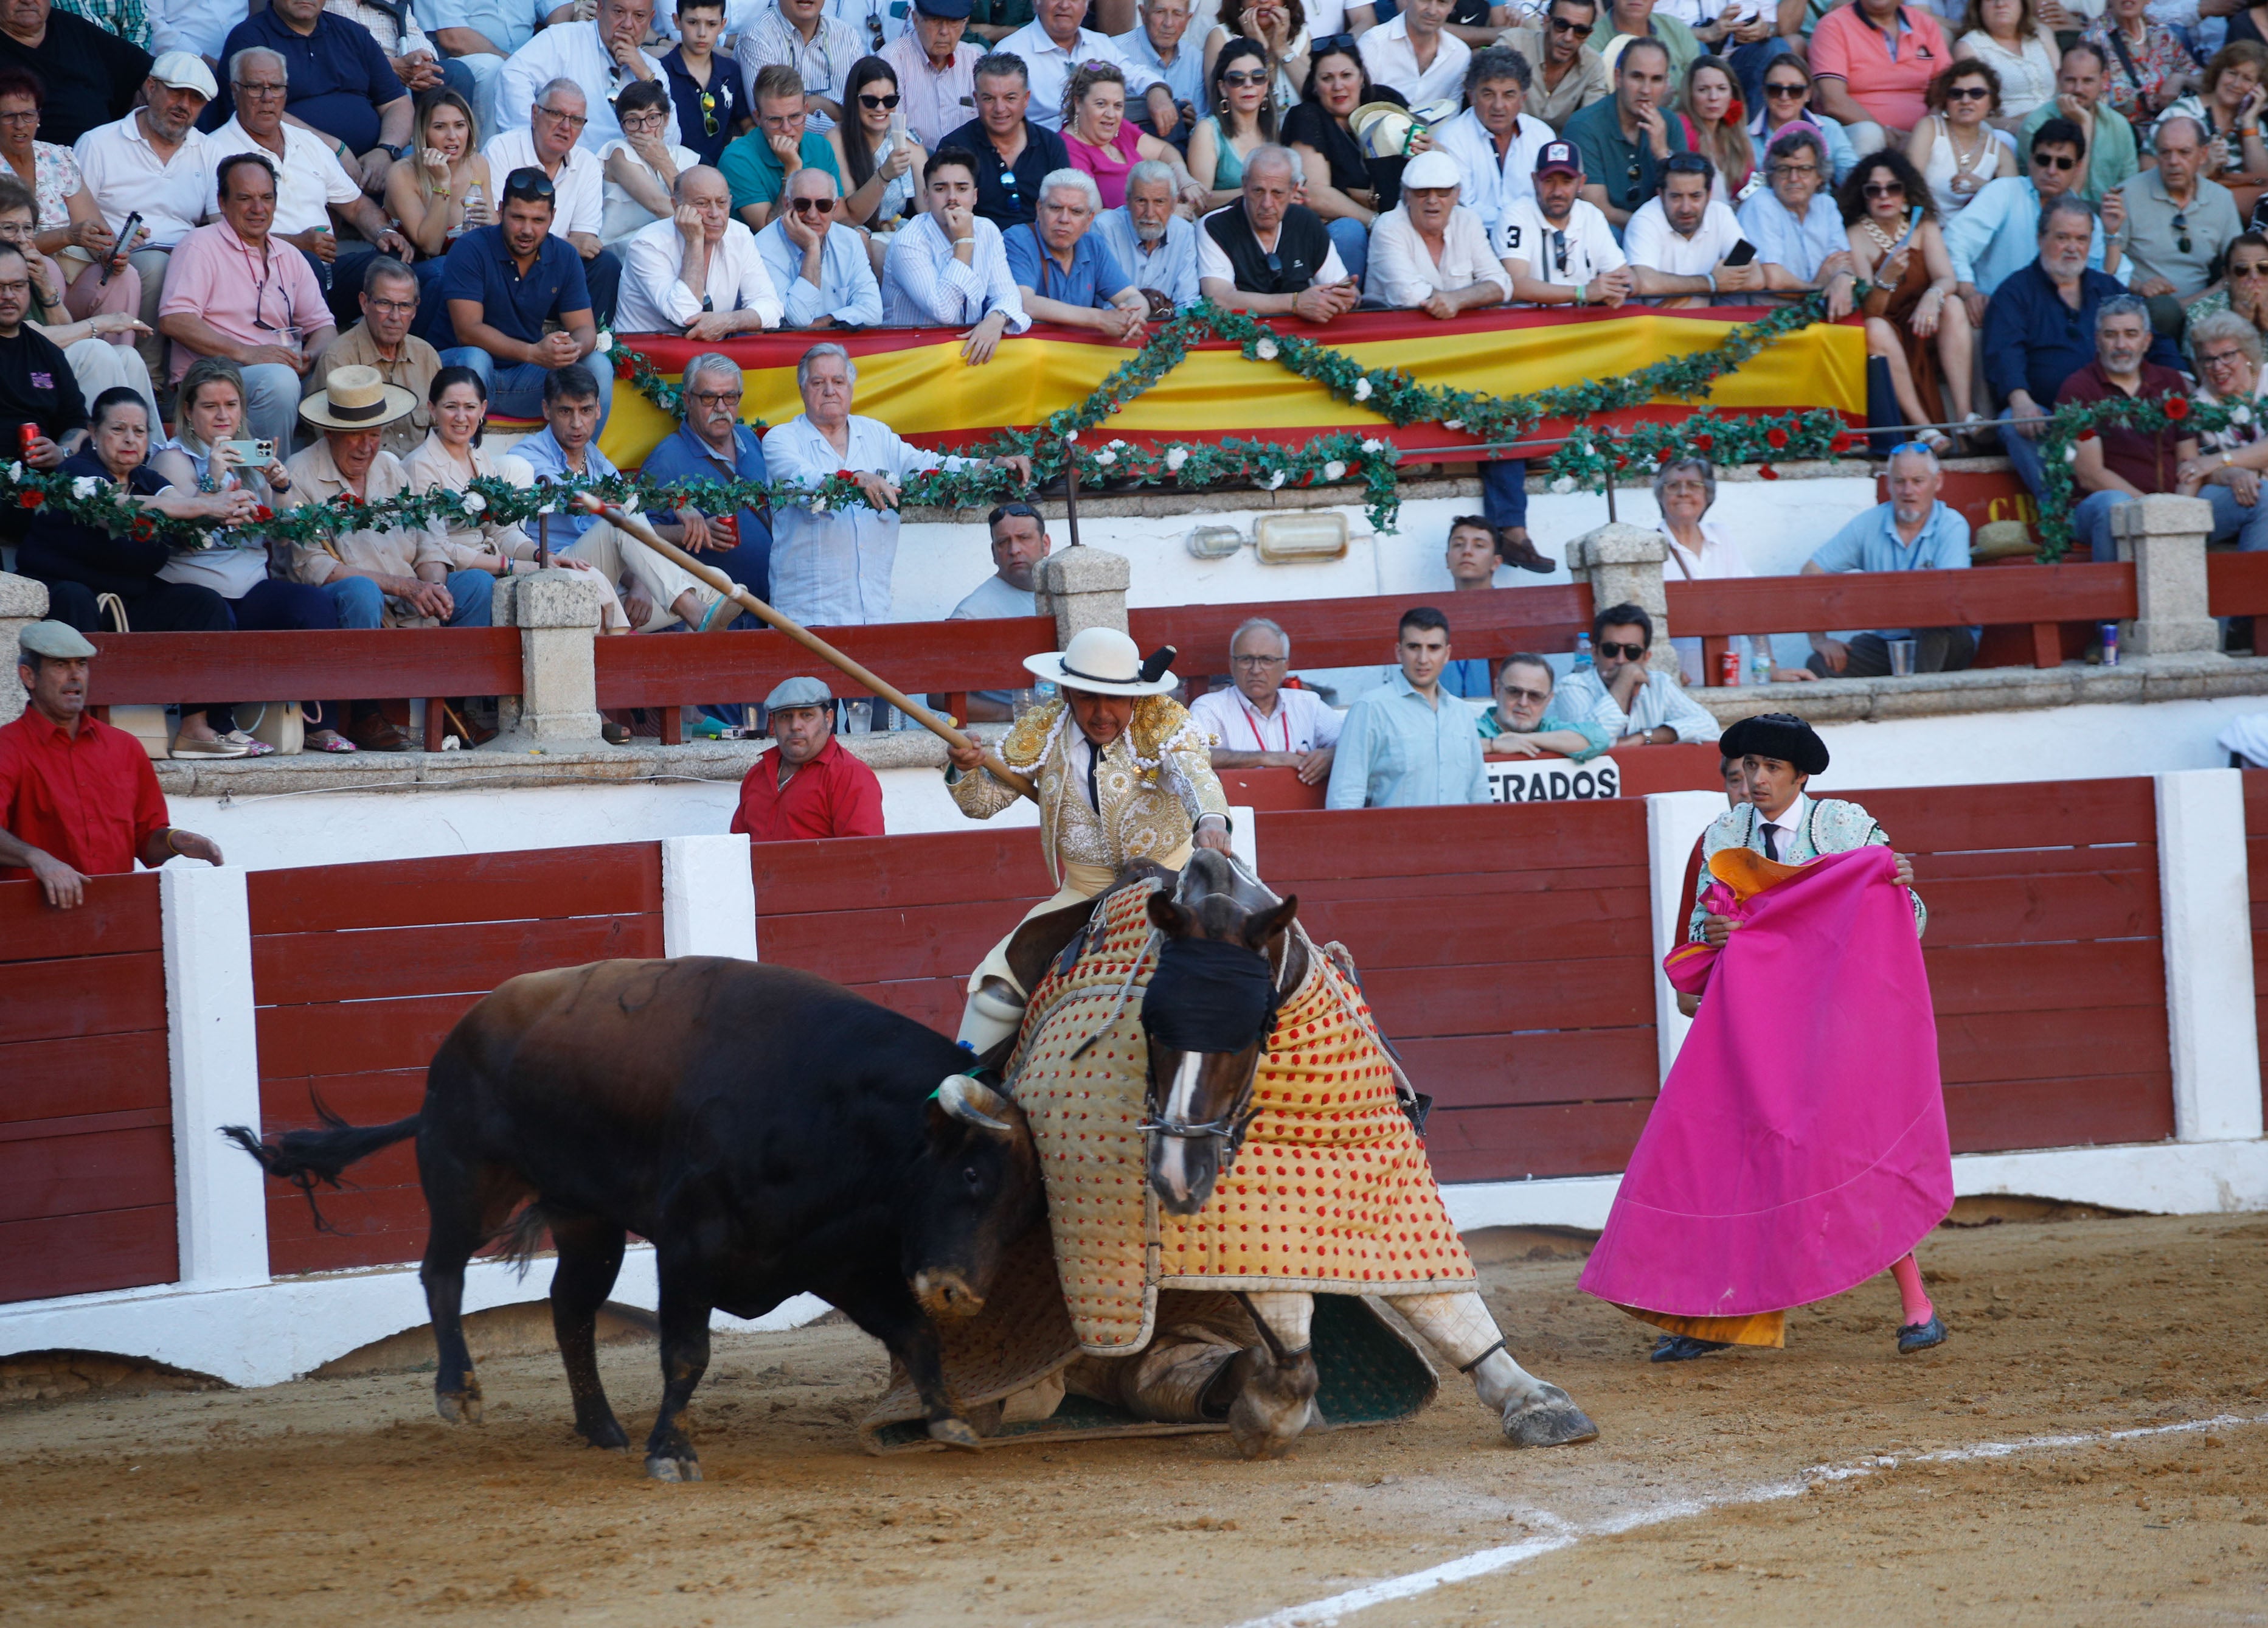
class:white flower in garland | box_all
[1552,475,1576,493]
[72,476,102,499]
[1065,428,1080,443]
[1254,338,1278,361]
[1261,469,1286,490]
[594,330,614,353]
[1095,447,1117,466]
[1165,446,1189,471]
[2063,444,2079,464]
[4,461,19,480]
[1443,419,1463,432]
[622,493,642,514]
[812,493,831,512]
[1361,437,1385,454]
[1353,377,1373,402]
[538,501,557,515]
[2236,403,2255,425]
[462,492,485,515]
[1323,459,1347,481]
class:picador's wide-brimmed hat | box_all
[1023,627,1177,697]
[1719,712,1829,776]
[299,364,417,432]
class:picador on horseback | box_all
[929,625,1601,1458]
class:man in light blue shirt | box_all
[755,168,886,326]
[1092,159,1199,312]
[1802,442,1976,678]
[1005,169,1145,334]
[1325,606,1490,809]
[1944,119,2121,303]
[1112,0,1199,137]
[421,0,561,130]
[1736,126,1857,314]
[1554,602,1719,746]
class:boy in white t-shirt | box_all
[1494,139,1631,307]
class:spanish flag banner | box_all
[598,306,1866,470]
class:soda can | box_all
[2100,622,2120,667]
[16,422,34,456]
[1716,649,1741,687]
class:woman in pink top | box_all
[1059,62,1207,212]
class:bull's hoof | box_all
[1502,1384,1599,1449]
[435,1390,484,1425]
[926,1416,984,1452]
[645,1454,704,1482]
[577,1418,630,1452]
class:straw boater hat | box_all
[1024,627,1177,697]
[299,364,417,432]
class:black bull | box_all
[226,957,1045,1478]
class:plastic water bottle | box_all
[1036,678,1059,701]
[1573,631,1593,670]
[458,181,484,241]
[1751,650,1773,685]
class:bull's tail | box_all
[220,1092,421,1234]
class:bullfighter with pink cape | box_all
[1580,714,1954,1362]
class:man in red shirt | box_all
[2059,293,2196,562]
[729,676,886,842]
[2,622,224,908]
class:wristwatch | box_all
[381,143,411,160]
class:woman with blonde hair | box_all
[1954,0,2059,125]
[386,89,495,311]
[1679,56,1754,200]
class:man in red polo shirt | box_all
[2059,293,2196,563]
[729,675,886,842]
[2,621,224,909]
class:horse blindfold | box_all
[1141,936,1280,1056]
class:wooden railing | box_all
[2208,551,2268,617]
[1666,562,2138,683]
[1131,584,1596,673]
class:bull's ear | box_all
[934,1073,1013,1132]
[1148,890,1194,939]
[1242,893,1299,951]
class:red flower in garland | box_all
[836,468,859,481]
[1766,426,1790,450]
[1612,453,1629,470]
[2163,395,2190,420]
[1829,433,1854,454]
[1693,433,1715,453]
[331,492,362,509]
[254,505,274,522]
[1758,464,1780,481]
[2077,428,2098,442]
[1654,445,1676,463]
[131,517,154,538]
[17,490,40,509]
[614,353,635,380]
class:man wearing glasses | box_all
[1800,442,1976,672]
[1733,127,1856,317]
[1561,33,1684,232]
[483,78,623,318]
[1943,119,2120,322]
[1189,615,1340,786]
[1476,653,1611,763]
[206,46,417,329]
[753,168,886,325]
[494,0,678,153]
[211,0,414,197]
[617,164,786,333]
[158,152,336,454]
[431,165,614,422]
[1501,0,1610,131]
[2112,116,2239,338]
[1006,168,1147,340]
[1555,601,1716,746]
[942,52,1070,228]
[637,350,779,602]
[305,257,438,459]
[881,0,985,149]
[2016,43,2137,205]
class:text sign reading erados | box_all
[1484,756,1623,804]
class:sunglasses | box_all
[1552,228,1570,276]
[1500,684,1550,704]
[1944,84,1992,100]
[1863,179,1904,196]
[2032,150,2076,169]
[1595,640,1646,660]
[789,195,833,212]
[504,172,557,201]
[858,91,901,108]
[2174,209,2193,256]
[1221,69,1268,85]
[1764,80,1808,97]
[1312,30,1359,49]
[988,499,1043,526]
[1545,13,1586,29]
[698,88,720,137]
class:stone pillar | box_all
[1566,523,1677,676]
[0,571,49,725]
[2111,495,2218,657]
[498,569,605,743]
[162,864,270,1287]
[1038,543,1130,647]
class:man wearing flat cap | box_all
[1691,711,1921,944]
[2,621,223,909]
[729,677,887,843]
[943,624,1230,1057]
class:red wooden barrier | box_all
[1131,584,1597,673]
[1218,744,1725,810]
[0,874,176,1304]
[2208,550,2268,616]
[246,844,664,1275]
[2245,772,2268,1124]
[1254,801,1659,1182]
[1668,562,2137,682]
[1843,777,2173,1152]
[749,828,1058,1037]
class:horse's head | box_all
[1140,850,1300,1216]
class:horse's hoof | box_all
[927,1416,984,1452]
[1503,1385,1600,1449]
[435,1391,483,1425]
[1227,1394,1310,1460]
[645,1455,702,1482]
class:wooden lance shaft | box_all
[578,496,1039,802]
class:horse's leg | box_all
[1394,1290,1600,1448]
[548,1209,630,1450]
[1225,1290,1320,1460]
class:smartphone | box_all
[1724,238,1758,266]
[220,439,275,464]
[100,211,141,284]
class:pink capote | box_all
[1578,845,1954,1320]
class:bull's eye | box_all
[962,1165,982,1190]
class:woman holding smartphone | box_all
[834,57,926,238]
[2154,41,2268,217]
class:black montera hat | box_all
[1719,712,1828,776]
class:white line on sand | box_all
[1227,1411,2268,1628]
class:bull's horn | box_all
[935,1074,1013,1132]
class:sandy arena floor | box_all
[2,1210,2263,1627]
